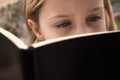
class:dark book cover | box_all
[0,28,120,80]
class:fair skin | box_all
[28,0,107,41]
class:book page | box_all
[32,30,120,48]
[0,28,28,49]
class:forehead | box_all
[43,0,104,7]
[41,0,104,13]
[40,0,104,14]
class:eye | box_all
[56,21,72,28]
[87,16,102,22]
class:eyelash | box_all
[55,16,102,28]
[56,21,72,28]
[87,16,102,22]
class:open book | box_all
[0,27,120,80]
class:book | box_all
[0,27,120,80]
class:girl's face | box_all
[28,0,107,40]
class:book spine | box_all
[33,50,44,80]
[19,47,35,80]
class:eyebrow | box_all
[48,14,71,20]
[48,7,104,20]
[89,6,104,12]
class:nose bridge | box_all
[75,21,86,34]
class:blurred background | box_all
[0,0,120,45]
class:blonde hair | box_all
[104,0,117,30]
[25,0,44,43]
[25,0,43,22]
[24,0,118,43]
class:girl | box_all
[24,0,117,44]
